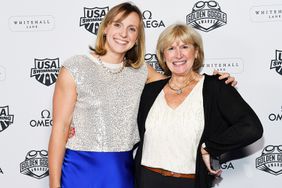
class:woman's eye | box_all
[182,44,193,49]
[113,23,121,27]
[182,45,191,49]
[129,27,137,32]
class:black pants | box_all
[139,166,195,188]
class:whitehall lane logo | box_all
[250,4,282,22]
[186,1,227,32]
[0,106,14,133]
[80,7,109,35]
[0,65,6,81]
[20,150,49,179]
[256,145,282,176]
[9,15,55,32]
[200,58,244,74]
[142,10,165,29]
[270,50,282,76]
[30,58,60,86]
[30,109,53,127]
[145,53,163,73]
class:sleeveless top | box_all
[63,55,148,152]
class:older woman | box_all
[135,24,263,188]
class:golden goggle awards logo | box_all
[256,145,282,176]
[20,150,49,179]
[186,0,227,32]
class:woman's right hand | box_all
[201,147,222,177]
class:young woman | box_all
[48,3,152,188]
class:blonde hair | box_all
[156,24,204,75]
[93,2,145,69]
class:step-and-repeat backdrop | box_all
[0,0,281,187]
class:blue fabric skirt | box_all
[61,149,134,188]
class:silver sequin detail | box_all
[63,55,147,152]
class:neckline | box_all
[163,75,204,110]
[86,54,123,69]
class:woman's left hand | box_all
[201,147,222,177]
[213,70,237,87]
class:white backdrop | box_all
[0,0,281,187]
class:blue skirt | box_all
[61,149,134,188]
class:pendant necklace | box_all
[167,77,194,94]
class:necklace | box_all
[167,77,194,94]
[97,56,125,74]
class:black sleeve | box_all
[205,79,263,157]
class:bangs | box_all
[114,10,131,22]
[111,4,142,23]
[162,26,194,49]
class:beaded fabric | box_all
[63,55,147,152]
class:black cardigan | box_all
[134,74,263,188]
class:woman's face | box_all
[104,12,140,56]
[164,39,198,76]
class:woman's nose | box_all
[120,28,127,37]
[175,48,182,58]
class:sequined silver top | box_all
[63,55,147,152]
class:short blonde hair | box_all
[93,2,145,69]
[156,24,204,75]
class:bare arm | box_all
[146,64,167,83]
[48,67,77,188]
[146,64,237,86]
[201,147,222,177]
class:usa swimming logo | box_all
[0,106,14,133]
[80,7,109,35]
[30,58,60,86]
[270,50,282,76]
